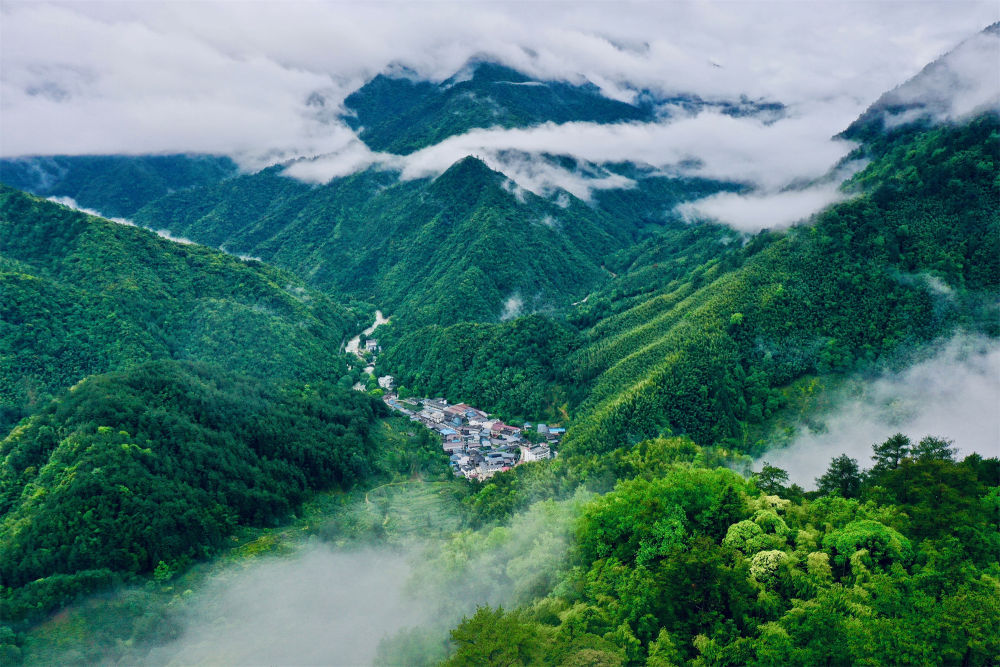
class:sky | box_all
[1,1,998,228]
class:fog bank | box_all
[760,335,1000,487]
[145,547,421,666]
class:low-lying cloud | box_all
[285,108,858,207]
[676,183,848,232]
[4,3,997,231]
[760,335,1000,488]
[3,2,995,166]
[48,195,198,245]
[144,547,420,666]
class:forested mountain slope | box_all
[0,186,353,431]
[343,61,656,154]
[560,113,999,454]
[0,359,433,624]
[131,156,728,328]
[0,154,238,219]
[379,113,999,440]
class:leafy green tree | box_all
[912,435,957,462]
[817,455,862,498]
[754,462,790,495]
[444,606,544,667]
[871,432,912,473]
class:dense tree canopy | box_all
[0,360,400,623]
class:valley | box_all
[0,8,997,666]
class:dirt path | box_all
[345,310,390,358]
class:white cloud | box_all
[280,109,857,203]
[4,2,997,226]
[877,25,1000,125]
[677,184,849,232]
[759,335,1000,488]
[2,1,996,165]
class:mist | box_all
[47,196,198,245]
[144,547,420,666]
[876,24,1000,126]
[676,182,848,232]
[93,490,591,666]
[759,335,1000,487]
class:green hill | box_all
[0,359,419,624]
[0,185,354,430]
[559,113,999,455]
[0,154,238,219]
[131,157,729,330]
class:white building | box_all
[520,444,551,462]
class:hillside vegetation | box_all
[131,157,725,329]
[0,185,355,431]
[559,114,999,455]
[0,154,237,218]
[428,436,999,667]
[0,359,444,625]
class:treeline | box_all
[436,434,999,666]
[0,185,353,431]
[0,360,393,625]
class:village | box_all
[346,320,566,480]
[383,393,561,480]
[347,319,560,480]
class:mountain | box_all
[343,60,784,155]
[844,22,1000,141]
[130,156,733,329]
[0,154,238,218]
[2,24,999,666]
[384,113,999,451]
[0,185,355,431]
[343,61,656,154]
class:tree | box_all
[754,462,789,495]
[444,606,543,667]
[911,436,957,462]
[871,433,911,472]
[816,455,861,499]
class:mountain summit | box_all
[342,60,655,154]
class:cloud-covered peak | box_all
[846,22,1000,137]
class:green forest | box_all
[0,185,362,431]
[427,435,999,667]
[0,35,996,666]
[0,360,408,625]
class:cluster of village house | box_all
[382,393,562,480]
[355,335,560,480]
